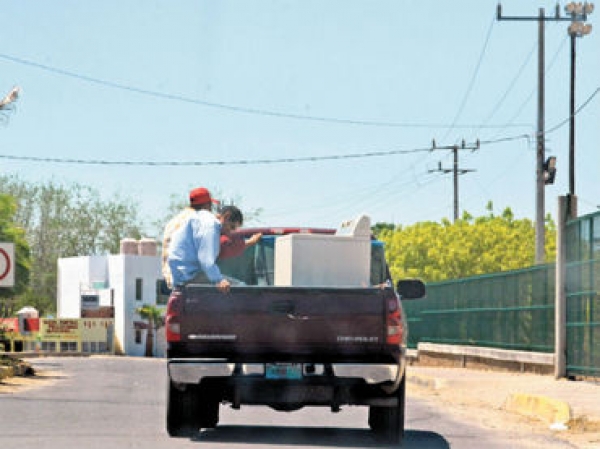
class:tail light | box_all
[165,291,183,342]
[386,296,404,345]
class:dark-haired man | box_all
[167,188,242,293]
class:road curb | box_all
[504,393,571,426]
[406,373,448,390]
[406,372,589,430]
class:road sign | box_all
[0,242,15,287]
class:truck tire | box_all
[197,385,220,428]
[368,377,406,444]
[166,380,200,437]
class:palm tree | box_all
[136,305,164,357]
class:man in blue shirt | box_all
[167,187,243,293]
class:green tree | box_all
[380,206,556,283]
[136,305,164,357]
[0,175,144,315]
[0,194,31,316]
[372,222,395,238]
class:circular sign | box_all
[0,247,11,281]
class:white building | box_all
[56,239,168,357]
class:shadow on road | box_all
[188,425,450,448]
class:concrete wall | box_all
[107,254,162,357]
[57,253,164,357]
[57,256,110,318]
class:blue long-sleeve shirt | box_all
[167,210,223,286]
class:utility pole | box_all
[498,3,594,258]
[497,5,559,264]
[429,139,478,222]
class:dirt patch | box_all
[0,369,65,394]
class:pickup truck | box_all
[165,226,424,444]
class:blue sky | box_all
[1,1,599,237]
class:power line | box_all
[0,85,596,168]
[479,133,531,145]
[442,16,496,142]
[485,33,568,143]
[545,86,600,135]
[0,52,529,130]
[264,167,443,223]
[0,146,432,166]
[476,83,599,145]
[478,42,536,131]
[486,86,600,142]
[328,169,442,219]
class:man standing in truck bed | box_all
[167,187,242,293]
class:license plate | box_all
[265,363,302,380]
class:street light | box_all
[565,2,595,15]
[568,21,593,34]
[565,2,593,218]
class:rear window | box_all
[217,236,389,286]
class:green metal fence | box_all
[565,211,600,377]
[403,209,600,377]
[403,265,555,352]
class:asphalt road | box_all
[0,357,575,449]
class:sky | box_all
[1,1,599,238]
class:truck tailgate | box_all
[178,286,392,360]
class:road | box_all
[0,357,576,449]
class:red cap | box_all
[189,187,219,206]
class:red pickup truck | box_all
[165,226,424,444]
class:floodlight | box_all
[569,22,580,34]
[544,156,557,185]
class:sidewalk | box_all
[406,365,600,432]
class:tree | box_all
[136,305,164,357]
[372,222,395,238]
[0,194,31,316]
[379,206,556,283]
[0,175,145,315]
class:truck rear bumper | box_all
[168,358,235,384]
[168,358,402,385]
